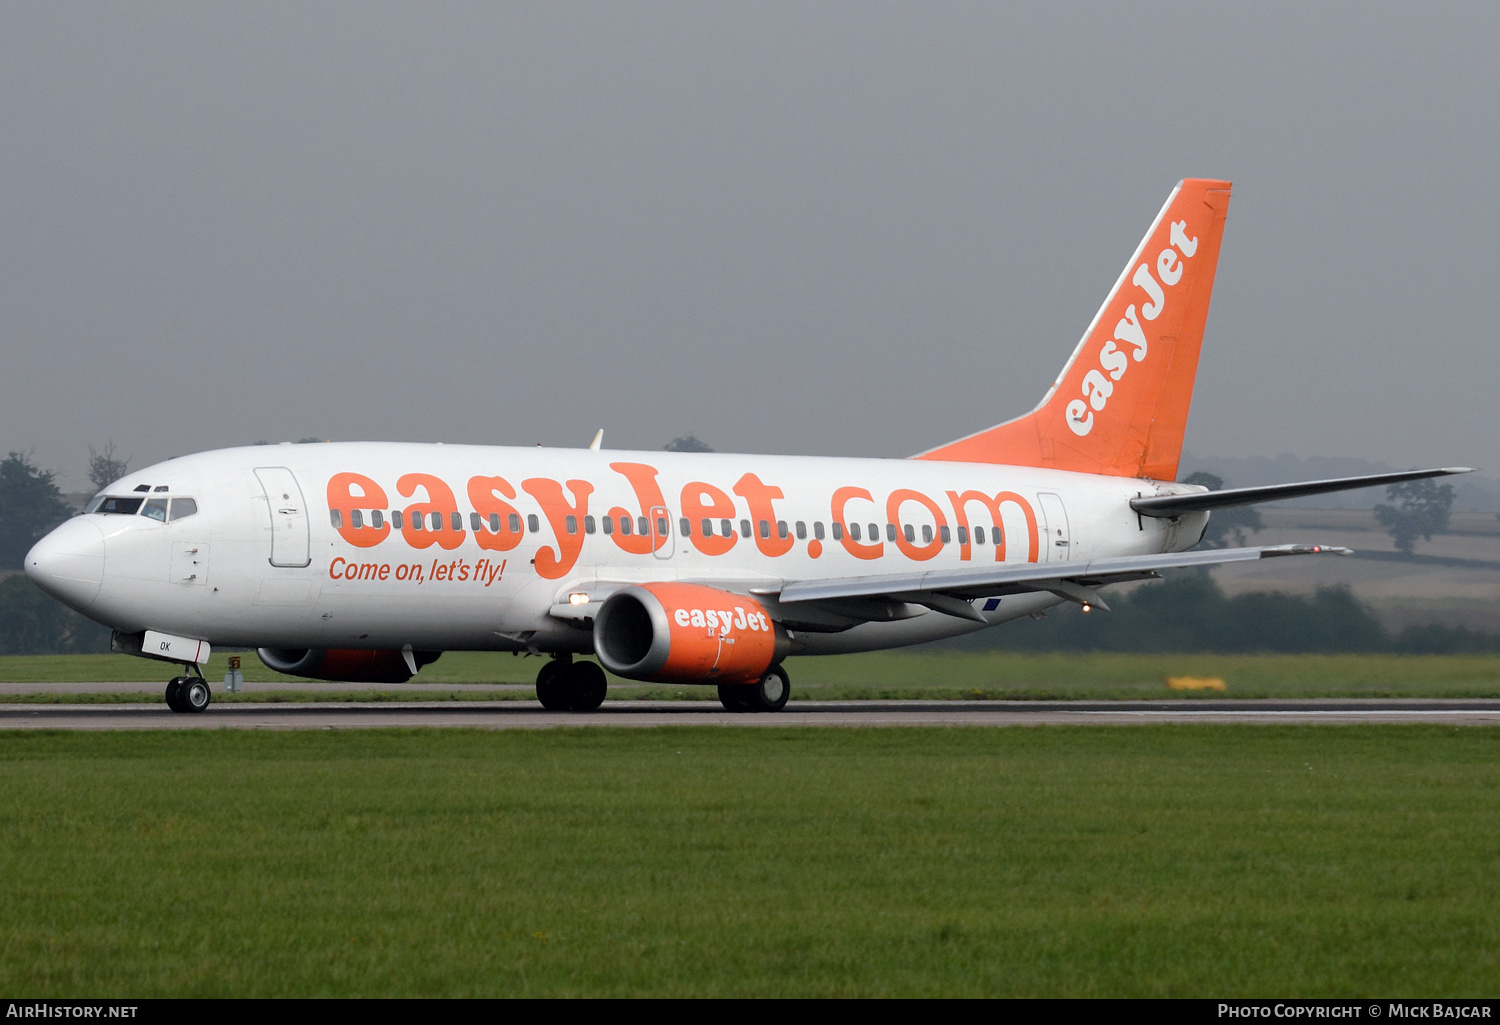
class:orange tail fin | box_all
[917,178,1232,480]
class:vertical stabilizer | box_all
[917,178,1231,480]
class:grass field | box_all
[1,725,1497,997]
[4,650,1500,701]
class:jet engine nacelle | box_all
[256,647,442,683]
[593,583,789,684]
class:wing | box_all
[766,543,1351,624]
[547,544,1352,630]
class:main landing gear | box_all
[535,656,608,712]
[165,664,211,714]
[718,665,790,713]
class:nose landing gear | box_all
[165,664,211,714]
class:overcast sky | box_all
[2,2,1496,490]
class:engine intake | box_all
[255,647,442,683]
[593,583,788,683]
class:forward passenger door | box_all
[254,466,311,568]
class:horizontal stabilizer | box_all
[1131,467,1472,519]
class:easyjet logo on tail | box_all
[1066,219,1198,437]
[914,177,1230,480]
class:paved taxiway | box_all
[5,699,1500,729]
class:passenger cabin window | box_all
[351,509,364,529]
[740,519,751,538]
[428,512,442,531]
[814,522,825,540]
[638,516,650,536]
[97,496,144,515]
[938,525,949,544]
[868,523,879,541]
[701,518,713,537]
[584,515,596,534]
[957,525,968,545]
[528,514,540,533]
[886,524,897,542]
[679,517,691,537]
[795,521,806,540]
[450,512,463,532]
[619,516,631,536]
[759,520,770,539]
[509,514,521,533]
[777,521,788,539]
[566,515,579,535]
[142,498,168,522]
[392,511,404,529]
[831,522,843,541]
[974,526,985,544]
[602,516,614,535]
[369,509,381,529]
[849,523,861,541]
[921,525,933,544]
[904,524,915,543]
[411,513,424,531]
[470,512,483,532]
[330,509,343,528]
[720,518,732,537]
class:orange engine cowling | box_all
[256,647,442,683]
[593,583,789,684]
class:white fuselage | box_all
[33,443,1207,656]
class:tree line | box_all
[10,565,1487,657]
[0,447,127,654]
[940,571,1499,655]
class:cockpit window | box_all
[83,496,105,514]
[95,496,144,515]
[170,498,198,521]
[143,498,168,522]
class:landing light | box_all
[1081,603,1092,613]
[568,593,590,605]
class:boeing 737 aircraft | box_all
[24,179,1467,713]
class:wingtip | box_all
[1259,544,1354,558]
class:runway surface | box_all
[6,699,1500,729]
[0,681,533,694]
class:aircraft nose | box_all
[25,517,106,611]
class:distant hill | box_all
[1179,453,1500,511]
